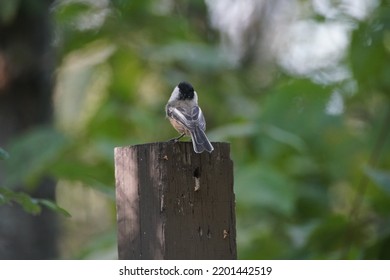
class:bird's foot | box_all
[168,133,185,143]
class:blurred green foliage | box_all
[1,143,69,216]
[0,186,70,217]
[2,0,390,259]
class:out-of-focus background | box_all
[0,0,389,259]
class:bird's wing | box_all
[167,105,206,131]
[191,106,206,131]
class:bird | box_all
[166,81,214,153]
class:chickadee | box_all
[166,81,214,153]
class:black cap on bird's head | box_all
[178,81,195,100]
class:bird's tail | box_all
[190,126,214,153]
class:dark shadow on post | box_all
[114,142,236,260]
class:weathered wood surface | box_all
[114,142,236,259]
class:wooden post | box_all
[114,142,236,259]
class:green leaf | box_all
[0,187,71,216]
[0,187,41,214]
[39,199,72,218]
[18,196,41,215]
